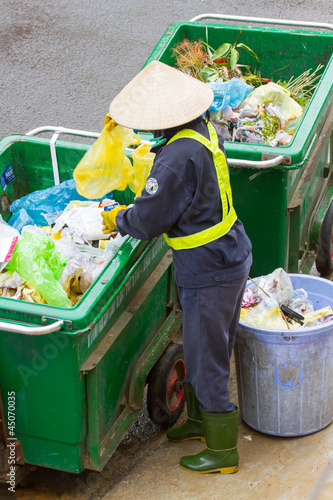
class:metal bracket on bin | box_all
[41,316,73,331]
[261,153,292,166]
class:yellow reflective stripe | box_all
[163,208,237,250]
[169,125,233,205]
[169,128,230,217]
[206,120,219,147]
[165,123,237,250]
[206,122,233,208]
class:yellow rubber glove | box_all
[102,205,127,234]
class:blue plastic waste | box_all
[235,274,333,437]
[8,179,113,231]
[207,77,253,113]
[7,208,36,231]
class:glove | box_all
[102,205,127,234]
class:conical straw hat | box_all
[109,60,214,130]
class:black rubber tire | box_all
[147,342,186,428]
[315,199,333,276]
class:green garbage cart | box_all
[0,127,186,482]
[145,14,333,277]
[0,13,332,484]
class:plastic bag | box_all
[0,269,46,304]
[302,307,333,328]
[54,232,125,297]
[53,206,110,242]
[8,179,106,230]
[78,235,128,292]
[0,215,19,237]
[285,288,314,315]
[250,268,293,305]
[269,130,293,147]
[207,78,253,113]
[128,143,155,197]
[242,288,259,308]
[5,231,71,308]
[0,271,25,289]
[73,115,140,198]
[241,83,303,134]
[243,297,288,330]
[7,208,36,232]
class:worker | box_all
[102,60,252,474]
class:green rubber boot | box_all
[166,384,205,442]
[180,408,239,473]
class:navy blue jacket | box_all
[116,118,252,288]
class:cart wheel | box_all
[315,200,333,276]
[147,342,186,428]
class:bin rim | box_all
[239,273,333,336]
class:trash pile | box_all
[0,119,156,308]
[210,80,303,146]
[241,268,333,330]
[0,181,128,308]
[173,37,324,146]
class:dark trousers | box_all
[178,272,249,413]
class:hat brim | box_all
[109,60,214,130]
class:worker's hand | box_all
[102,205,127,234]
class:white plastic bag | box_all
[250,268,293,305]
[53,206,110,242]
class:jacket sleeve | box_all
[116,157,193,240]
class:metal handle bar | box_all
[228,155,284,168]
[189,14,333,31]
[25,126,285,169]
[26,126,101,186]
[26,126,101,139]
[0,319,64,335]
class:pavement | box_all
[100,357,333,500]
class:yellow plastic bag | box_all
[242,297,288,330]
[128,143,155,198]
[73,114,140,198]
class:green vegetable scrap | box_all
[173,32,259,83]
[276,65,324,108]
[261,112,281,143]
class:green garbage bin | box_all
[144,15,333,276]
[0,130,184,475]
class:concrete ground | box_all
[1,352,332,500]
[101,360,333,500]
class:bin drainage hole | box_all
[275,363,303,390]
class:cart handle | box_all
[228,155,284,168]
[0,319,64,335]
[26,126,285,169]
[26,126,101,186]
[189,14,333,31]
